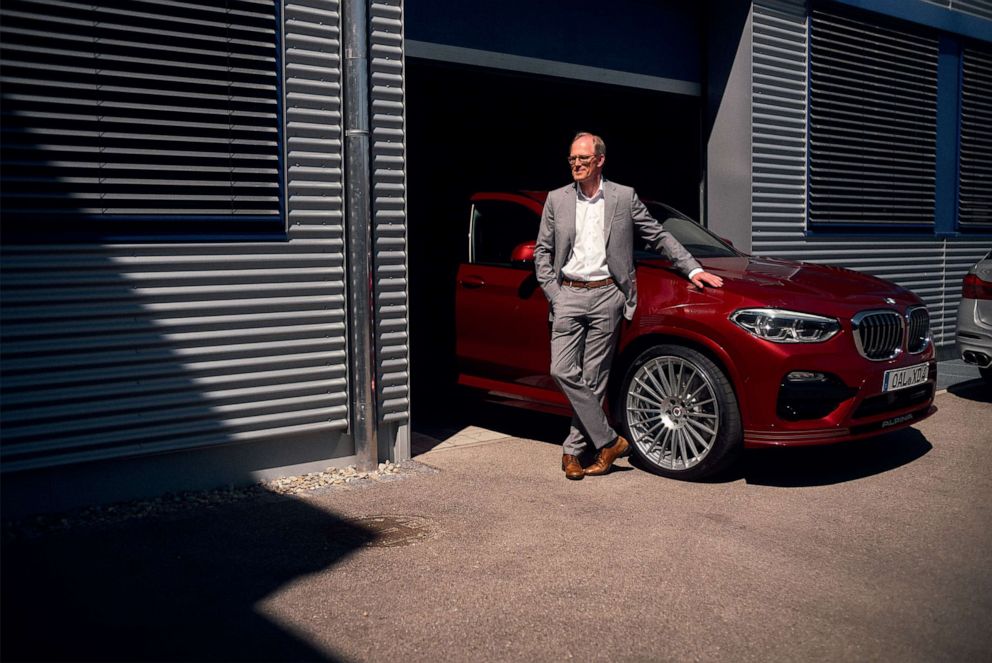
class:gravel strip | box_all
[3,460,429,540]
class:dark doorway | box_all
[405,58,701,425]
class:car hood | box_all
[640,255,921,310]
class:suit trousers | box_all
[550,283,626,455]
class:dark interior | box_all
[405,58,701,423]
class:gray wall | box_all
[751,0,990,349]
[705,0,754,251]
[0,0,409,514]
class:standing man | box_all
[534,132,724,480]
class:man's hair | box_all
[572,132,606,156]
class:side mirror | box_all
[511,241,536,263]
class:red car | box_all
[456,191,937,479]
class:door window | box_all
[471,200,540,266]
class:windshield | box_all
[638,203,739,259]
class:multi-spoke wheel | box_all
[616,344,741,480]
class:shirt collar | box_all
[576,177,605,202]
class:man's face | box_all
[569,136,604,185]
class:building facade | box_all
[1,0,989,513]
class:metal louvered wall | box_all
[752,0,990,349]
[370,0,410,425]
[0,0,281,225]
[0,0,351,472]
[959,45,992,229]
[808,10,939,227]
[921,0,992,22]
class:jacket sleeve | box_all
[534,195,561,303]
[630,191,701,277]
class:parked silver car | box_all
[955,249,992,385]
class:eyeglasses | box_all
[567,154,598,165]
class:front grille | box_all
[852,310,904,360]
[907,306,931,353]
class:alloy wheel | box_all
[625,355,721,471]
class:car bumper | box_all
[956,298,992,368]
[738,349,937,449]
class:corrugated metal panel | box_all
[953,0,992,21]
[752,0,990,349]
[808,10,938,226]
[369,0,410,424]
[752,0,809,244]
[0,0,350,471]
[0,0,280,221]
[959,45,992,229]
[921,0,992,22]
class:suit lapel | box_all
[561,185,577,252]
[603,180,618,244]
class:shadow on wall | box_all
[1,490,373,662]
[1,0,352,516]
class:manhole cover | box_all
[330,515,435,548]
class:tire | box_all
[614,344,742,480]
[981,367,992,385]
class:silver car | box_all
[956,249,992,385]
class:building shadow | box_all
[2,491,375,662]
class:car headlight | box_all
[730,308,840,343]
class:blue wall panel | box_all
[406,0,701,83]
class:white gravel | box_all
[3,460,425,539]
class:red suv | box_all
[456,191,937,479]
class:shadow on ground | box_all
[1,491,374,662]
[413,397,568,454]
[427,399,934,488]
[948,378,992,404]
[730,428,933,487]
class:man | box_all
[534,132,724,480]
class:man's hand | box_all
[690,271,724,288]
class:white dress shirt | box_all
[561,178,703,282]
[562,180,610,281]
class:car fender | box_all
[616,317,750,417]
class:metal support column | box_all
[343,0,378,470]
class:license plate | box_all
[882,364,929,392]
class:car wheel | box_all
[981,367,992,385]
[615,344,742,480]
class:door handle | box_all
[460,275,485,289]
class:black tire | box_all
[981,367,992,386]
[614,344,742,480]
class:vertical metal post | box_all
[343,0,377,470]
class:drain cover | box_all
[331,515,434,548]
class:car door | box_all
[455,195,553,390]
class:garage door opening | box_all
[405,58,701,428]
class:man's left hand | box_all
[690,271,724,288]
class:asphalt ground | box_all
[3,377,991,662]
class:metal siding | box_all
[921,0,992,22]
[370,0,410,424]
[0,0,350,472]
[808,10,939,226]
[959,45,992,229]
[752,0,991,350]
[0,0,281,220]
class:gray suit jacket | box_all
[534,180,701,320]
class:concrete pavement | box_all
[3,381,991,662]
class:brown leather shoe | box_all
[562,454,584,480]
[584,436,630,476]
